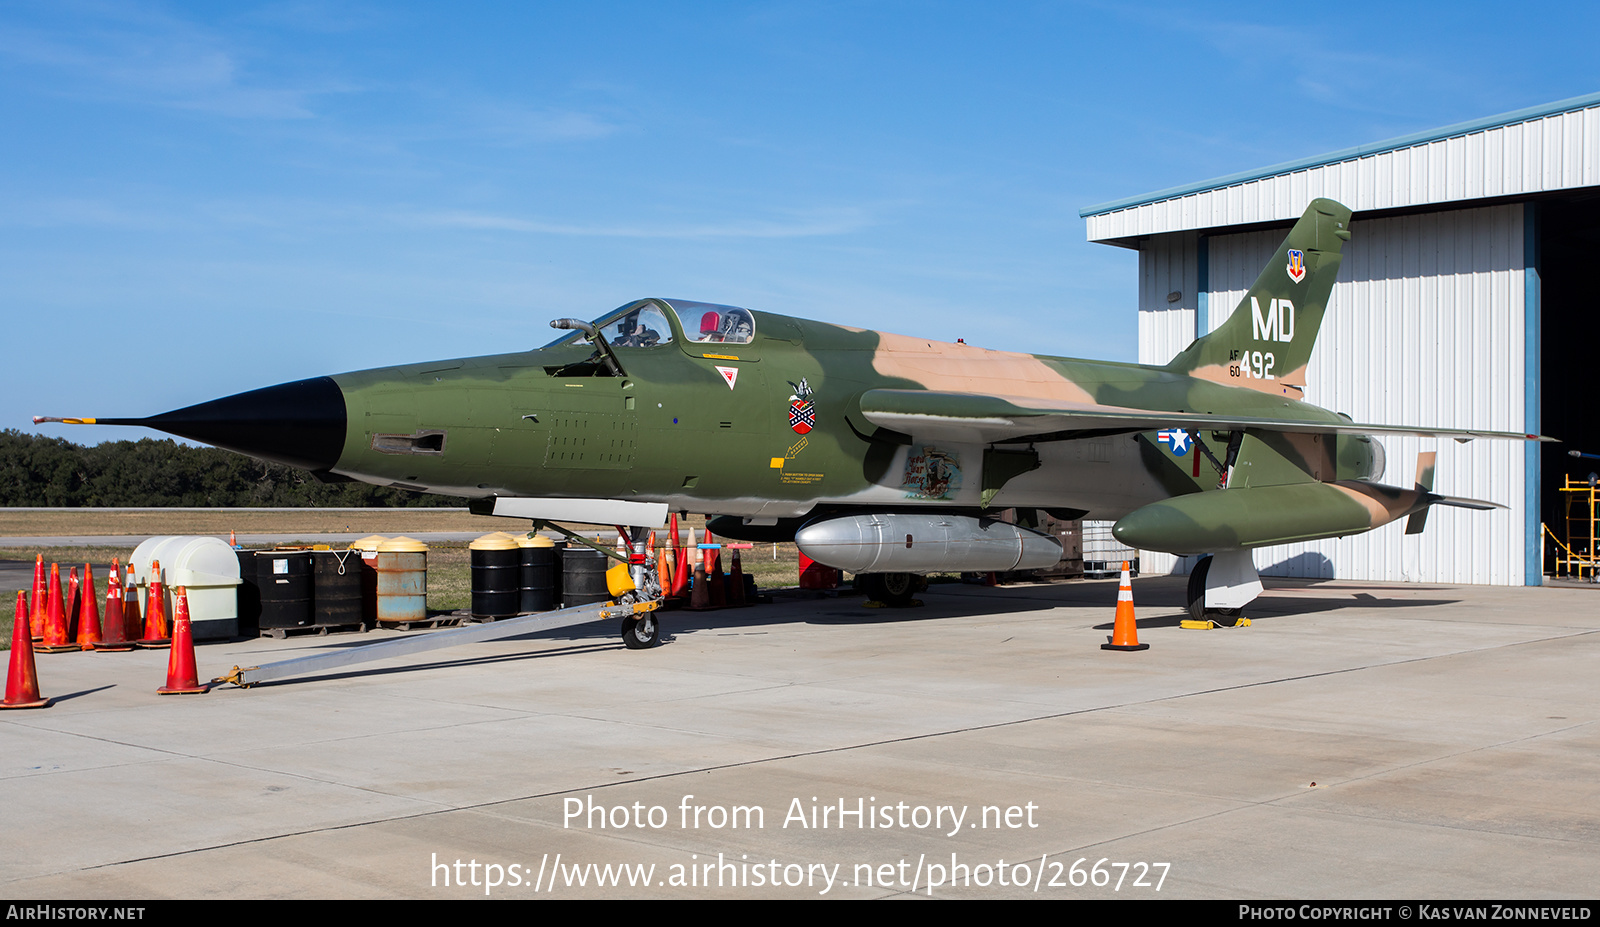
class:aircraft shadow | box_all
[219,575,1464,687]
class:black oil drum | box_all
[519,536,558,613]
[561,546,611,607]
[257,551,314,631]
[312,549,363,628]
[235,549,262,636]
[470,534,521,619]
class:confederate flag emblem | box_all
[789,399,815,435]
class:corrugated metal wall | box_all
[1136,232,1200,366]
[1137,204,1527,585]
[1087,104,1599,242]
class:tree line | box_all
[0,430,453,507]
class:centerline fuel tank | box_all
[795,513,1062,574]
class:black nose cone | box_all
[139,376,347,472]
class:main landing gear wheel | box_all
[621,614,660,649]
[861,572,919,607]
[1187,556,1244,627]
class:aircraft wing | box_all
[856,389,1549,444]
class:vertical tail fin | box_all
[1165,198,1352,397]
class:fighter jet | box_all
[39,198,1541,642]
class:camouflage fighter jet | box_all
[40,198,1541,644]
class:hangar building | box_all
[1081,92,1600,587]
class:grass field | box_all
[0,511,816,649]
[0,508,509,537]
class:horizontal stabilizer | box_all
[1403,450,1501,535]
[1427,494,1504,511]
[857,389,1550,445]
[1406,495,1501,534]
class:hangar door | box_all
[1537,193,1600,574]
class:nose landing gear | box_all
[621,613,660,649]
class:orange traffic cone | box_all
[65,565,80,639]
[39,563,77,652]
[728,548,747,606]
[703,527,720,575]
[673,526,695,600]
[689,531,711,610]
[139,560,170,648]
[158,588,209,695]
[704,528,726,607]
[662,517,679,593]
[96,559,134,652]
[669,515,684,591]
[29,554,46,640]
[229,529,238,548]
[1102,561,1149,652]
[121,566,144,644]
[74,563,102,650]
[3,591,50,709]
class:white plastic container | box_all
[130,536,242,640]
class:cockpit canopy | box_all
[669,300,755,344]
[542,298,756,349]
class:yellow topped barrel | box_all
[374,536,428,626]
[351,535,388,627]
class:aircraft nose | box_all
[137,375,348,472]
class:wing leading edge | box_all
[856,389,1549,445]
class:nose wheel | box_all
[621,614,660,648]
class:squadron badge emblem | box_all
[1286,249,1306,284]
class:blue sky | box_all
[6,1,1598,444]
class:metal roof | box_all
[1082,91,1600,234]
